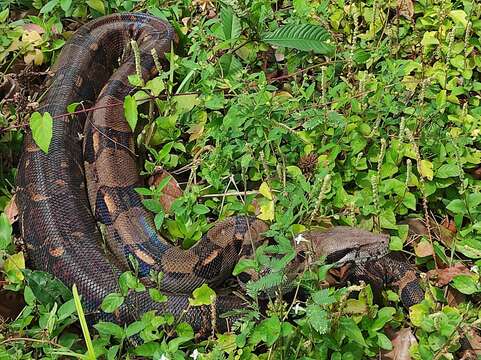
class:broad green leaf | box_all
[154,212,164,229]
[221,7,241,42]
[257,198,275,221]
[193,204,210,214]
[125,321,146,337]
[40,0,59,14]
[377,333,393,350]
[86,0,105,14]
[57,298,76,320]
[124,95,138,131]
[94,322,125,339]
[189,284,216,306]
[4,252,25,281]
[0,213,12,250]
[339,317,366,346]
[0,8,8,22]
[143,199,163,213]
[259,182,273,200]
[101,293,125,313]
[451,275,480,294]
[149,288,168,303]
[306,305,329,334]
[23,286,36,306]
[449,10,468,28]
[174,94,200,113]
[409,303,430,327]
[30,112,53,154]
[263,24,335,55]
[60,0,72,11]
[67,102,80,113]
[419,160,433,180]
[145,77,165,96]
[446,199,466,215]
[421,31,439,47]
[232,258,257,276]
[257,317,281,346]
[436,163,459,178]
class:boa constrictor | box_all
[16,13,423,337]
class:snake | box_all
[15,13,424,337]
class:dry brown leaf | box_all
[382,327,417,360]
[4,195,18,224]
[446,287,465,307]
[440,216,457,233]
[22,23,44,34]
[147,169,182,213]
[464,328,481,357]
[427,263,471,287]
[414,239,434,257]
[398,0,414,19]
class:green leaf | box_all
[94,322,125,339]
[154,212,164,230]
[377,333,393,350]
[449,10,468,28]
[193,204,210,215]
[262,24,335,55]
[436,163,460,178]
[86,0,105,14]
[101,293,125,313]
[257,317,281,346]
[149,288,168,303]
[67,102,80,113]
[232,258,257,276]
[174,94,200,113]
[306,305,329,334]
[421,31,439,47]
[4,252,25,281]
[189,284,216,306]
[125,321,145,337]
[446,199,466,215]
[40,0,59,14]
[57,298,76,320]
[119,271,145,295]
[0,8,9,22]
[30,112,53,154]
[371,307,395,330]
[0,213,12,250]
[23,286,36,306]
[145,77,165,96]
[142,199,163,213]
[339,317,366,346]
[419,159,434,180]
[221,7,241,42]
[451,275,480,295]
[60,0,72,12]
[124,95,138,131]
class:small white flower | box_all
[294,234,306,245]
[160,355,170,360]
[190,349,200,360]
[294,303,304,315]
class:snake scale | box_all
[15,13,423,336]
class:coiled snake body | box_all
[16,13,423,336]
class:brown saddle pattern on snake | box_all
[15,13,423,337]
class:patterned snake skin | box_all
[15,13,424,336]
[15,13,268,335]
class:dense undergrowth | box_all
[1,0,481,359]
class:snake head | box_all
[294,226,390,267]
